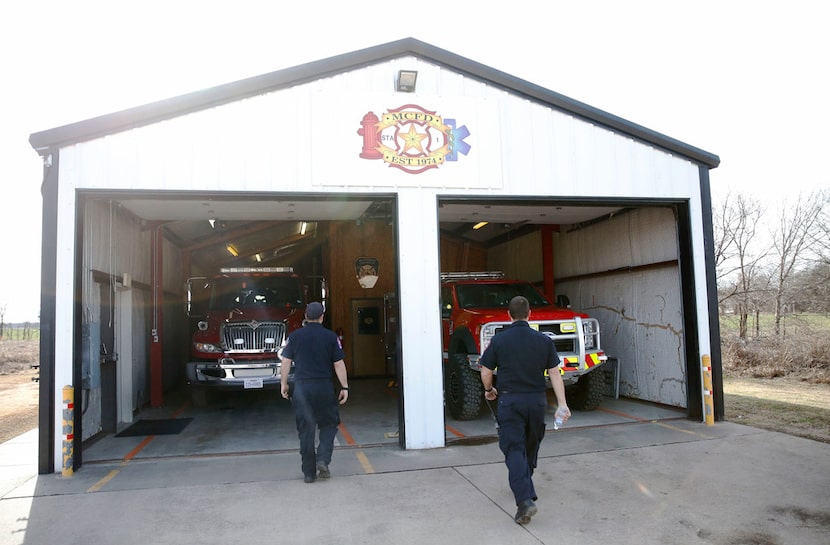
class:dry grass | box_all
[720,324,830,443]
[0,339,39,374]
[723,377,830,443]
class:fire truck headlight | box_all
[582,320,597,350]
[197,321,209,331]
[194,342,222,353]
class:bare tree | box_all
[713,193,767,338]
[713,192,741,282]
[811,188,830,266]
[769,190,826,335]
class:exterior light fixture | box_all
[396,70,418,92]
[254,253,262,262]
[300,221,307,235]
[472,221,489,230]
[226,243,239,257]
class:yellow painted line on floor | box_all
[655,421,712,438]
[355,450,375,474]
[599,406,712,438]
[87,468,120,493]
[87,433,158,492]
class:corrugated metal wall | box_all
[49,56,710,457]
[555,207,687,407]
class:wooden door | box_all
[350,298,387,376]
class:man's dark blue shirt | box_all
[281,322,344,380]
[479,321,559,393]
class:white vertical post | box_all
[397,188,445,449]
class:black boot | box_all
[514,499,537,524]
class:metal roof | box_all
[28,37,719,168]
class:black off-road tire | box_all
[567,369,605,411]
[445,353,483,420]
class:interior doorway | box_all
[350,298,387,377]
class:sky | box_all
[1,0,827,323]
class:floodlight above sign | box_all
[396,70,418,92]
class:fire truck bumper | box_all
[186,360,287,389]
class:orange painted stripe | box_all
[445,424,465,438]
[338,422,356,445]
[597,407,649,422]
[123,436,155,461]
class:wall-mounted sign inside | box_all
[357,104,471,174]
[354,257,379,288]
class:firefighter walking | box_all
[479,295,571,524]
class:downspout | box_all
[37,149,58,474]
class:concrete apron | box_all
[2,417,829,545]
[77,378,685,464]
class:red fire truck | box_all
[184,267,306,407]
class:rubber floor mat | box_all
[115,418,193,437]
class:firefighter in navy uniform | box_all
[479,295,571,524]
[280,302,349,483]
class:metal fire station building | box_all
[29,38,721,474]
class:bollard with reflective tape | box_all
[701,355,714,426]
[62,385,74,477]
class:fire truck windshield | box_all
[456,282,550,309]
[210,276,304,310]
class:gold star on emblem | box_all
[401,124,428,153]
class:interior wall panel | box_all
[554,208,686,407]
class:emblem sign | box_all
[354,257,379,289]
[357,105,471,174]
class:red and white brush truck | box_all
[440,271,608,420]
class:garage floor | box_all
[81,378,686,464]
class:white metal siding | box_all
[50,57,713,460]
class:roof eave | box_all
[28,37,719,169]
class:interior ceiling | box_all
[113,197,623,272]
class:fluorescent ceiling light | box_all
[472,221,489,230]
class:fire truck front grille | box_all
[222,322,284,352]
[535,324,577,353]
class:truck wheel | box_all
[568,369,604,411]
[445,353,482,420]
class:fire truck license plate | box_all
[244,378,264,389]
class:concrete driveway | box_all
[2,417,829,545]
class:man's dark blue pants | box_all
[291,380,340,477]
[497,392,548,505]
